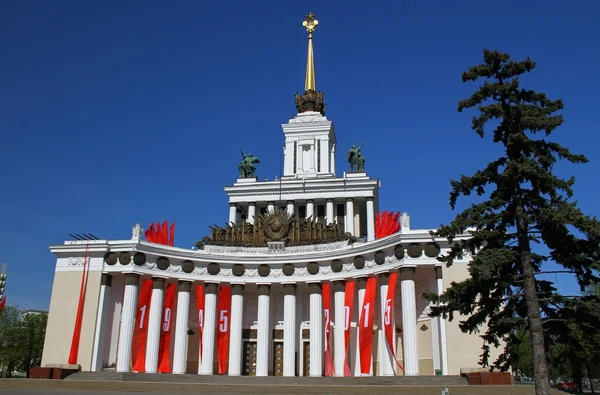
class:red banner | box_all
[343,281,355,376]
[196,285,205,361]
[132,279,153,372]
[158,283,176,373]
[384,272,404,372]
[359,277,377,374]
[68,245,90,365]
[216,285,231,374]
[323,283,334,376]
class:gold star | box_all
[302,12,318,33]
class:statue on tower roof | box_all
[238,149,260,178]
[294,12,326,115]
[347,142,366,172]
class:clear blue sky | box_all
[1,1,598,310]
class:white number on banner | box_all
[324,309,330,332]
[384,299,392,326]
[218,310,228,332]
[198,310,204,329]
[162,308,172,331]
[363,302,370,327]
[344,306,350,330]
[139,305,147,329]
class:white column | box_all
[366,197,375,241]
[326,199,334,224]
[228,284,244,376]
[353,277,369,376]
[116,274,139,373]
[200,283,218,375]
[330,144,336,176]
[229,203,237,225]
[379,274,394,376]
[91,273,112,371]
[256,284,271,376]
[267,201,275,214]
[306,199,314,219]
[436,267,449,375]
[400,267,419,375]
[345,198,355,235]
[286,200,294,216]
[309,283,323,377]
[247,203,256,224]
[172,281,191,374]
[283,284,296,377]
[333,281,345,376]
[145,277,165,373]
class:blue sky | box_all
[1,1,598,310]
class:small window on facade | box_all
[336,203,345,216]
[298,205,306,218]
[317,204,325,218]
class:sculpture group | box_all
[347,141,366,172]
[238,150,260,178]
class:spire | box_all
[295,12,326,115]
[303,12,318,92]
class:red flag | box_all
[196,285,205,361]
[0,295,6,314]
[384,272,404,372]
[323,283,334,376]
[343,281,355,376]
[68,245,90,365]
[158,283,176,373]
[131,279,153,372]
[216,285,231,374]
[359,277,376,374]
[148,223,155,242]
[161,221,168,245]
[169,222,175,246]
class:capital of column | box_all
[205,283,219,294]
[366,196,373,202]
[283,284,297,295]
[286,200,294,204]
[435,266,443,280]
[308,283,322,294]
[124,273,140,286]
[248,202,256,207]
[152,277,165,289]
[356,277,368,288]
[400,267,416,281]
[101,273,113,287]
[177,280,192,293]
[229,202,237,208]
[346,197,354,202]
[332,280,345,292]
[232,283,245,295]
[326,198,333,203]
[258,284,271,296]
[267,201,275,206]
[379,272,390,285]
[306,199,314,203]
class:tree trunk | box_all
[515,200,550,395]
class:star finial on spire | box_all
[303,12,319,34]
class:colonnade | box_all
[105,266,447,376]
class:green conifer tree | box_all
[427,49,600,395]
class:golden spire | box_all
[303,12,318,92]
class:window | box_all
[317,204,325,218]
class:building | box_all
[41,14,498,377]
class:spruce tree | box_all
[427,50,600,395]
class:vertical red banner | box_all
[216,285,231,374]
[132,279,153,372]
[343,281,355,376]
[384,272,404,372]
[359,277,377,374]
[158,283,176,373]
[323,283,334,376]
[196,285,205,361]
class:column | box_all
[145,277,165,373]
[378,273,394,376]
[256,284,271,376]
[116,273,139,372]
[228,284,245,376]
[247,203,256,224]
[326,199,334,224]
[435,266,449,375]
[286,200,294,216]
[353,277,370,376]
[330,144,336,175]
[200,283,218,375]
[283,284,296,377]
[267,201,275,214]
[345,198,355,236]
[400,267,419,375]
[309,283,323,377]
[333,281,345,376]
[229,203,237,225]
[92,273,113,371]
[173,281,191,374]
[366,197,375,241]
[306,199,314,219]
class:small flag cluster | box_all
[375,211,401,239]
[144,221,175,246]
